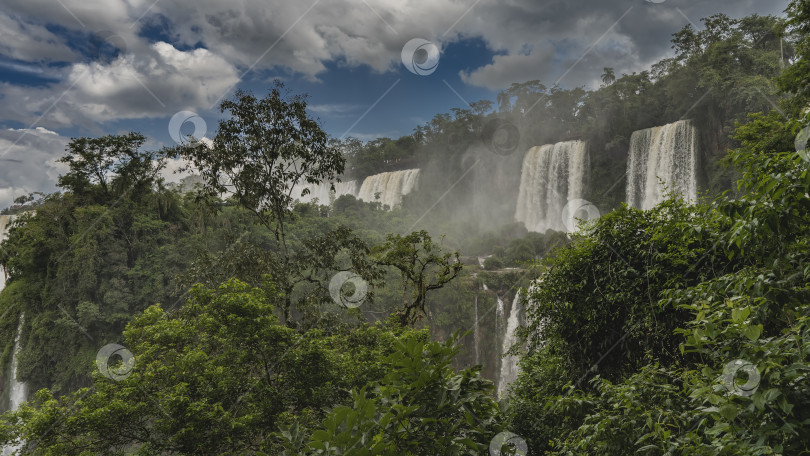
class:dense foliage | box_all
[0,280,425,455]
[508,1,810,453]
[280,333,503,455]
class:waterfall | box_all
[1,313,28,455]
[0,215,15,291]
[7,314,27,411]
[1,216,28,454]
[626,120,698,210]
[292,180,358,204]
[515,140,588,233]
[492,294,504,329]
[334,180,359,199]
[494,293,504,385]
[356,169,420,209]
[497,291,522,398]
[474,292,480,366]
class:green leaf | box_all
[744,324,762,341]
[718,403,737,421]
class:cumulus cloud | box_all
[0,42,240,129]
[0,0,788,207]
[67,42,240,120]
[458,0,784,90]
[0,13,76,61]
[0,0,790,127]
[0,127,69,210]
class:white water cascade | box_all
[0,215,15,291]
[494,293,504,384]
[626,120,698,210]
[515,140,588,233]
[473,292,480,366]
[495,294,503,332]
[356,169,420,209]
[7,314,27,411]
[2,314,27,455]
[1,215,29,454]
[292,180,358,205]
[497,291,522,398]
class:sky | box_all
[0,0,790,209]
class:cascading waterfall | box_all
[7,314,27,411]
[497,291,522,398]
[473,292,480,366]
[626,120,698,210]
[292,180,358,204]
[0,215,15,291]
[356,169,420,209]
[515,140,588,233]
[494,293,504,384]
[334,180,359,199]
[1,215,29,454]
[1,313,27,455]
[495,294,504,333]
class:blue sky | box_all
[0,0,789,208]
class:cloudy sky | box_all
[0,0,789,209]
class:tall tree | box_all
[176,82,360,322]
[601,67,616,86]
[373,231,462,326]
[58,133,165,203]
[779,0,810,116]
[177,82,344,249]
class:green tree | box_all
[373,231,462,326]
[779,0,810,117]
[600,67,616,86]
[178,83,343,245]
[283,333,503,455]
[176,84,374,323]
[58,133,166,203]
[1,280,416,455]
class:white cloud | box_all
[460,45,557,90]
[454,0,787,90]
[0,127,69,210]
[0,42,240,129]
[0,13,76,61]
[0,0,791,129]
[0,0,788,206]
[67,42,240,120]
[309,103,362,117]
